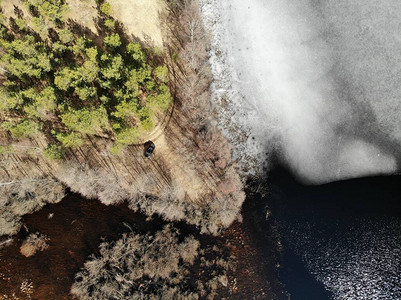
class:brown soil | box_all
[65,0,98,34]
[0,192,285,300]
[0,193,165,300]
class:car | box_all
[144,141,155,157]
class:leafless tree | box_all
[71,225,233,299]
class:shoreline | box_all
[0,0,287,298]
[0,190,287,299]
[199,0,274,177]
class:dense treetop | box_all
[0,0,172,155]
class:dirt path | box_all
[135,102,175,145]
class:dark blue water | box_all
[267,168,401,300]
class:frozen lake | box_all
[200,0,401,183]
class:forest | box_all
[0,0,245,237]
[0,0,172,155]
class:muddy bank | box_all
[236,184,287,300]
[0,191,286,299]
[0,192,166,299]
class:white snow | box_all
[200,0,401,183]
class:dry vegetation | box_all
[0,0,245,237]
[0,175,65,236]
[71,225,234,299]
[19,232,49,257]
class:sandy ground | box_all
[66,0,165,46]
[65,0,98,33]
[109,0,165,47]
[200,0,401,184]
[1,0,32,25]
[2,0,165,46]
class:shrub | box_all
[100,2,111,15]
[58,29,74,44]
[71,225,234,299]
[0,211,21,236]
[2,120,40,139]
[0,177,65,236]
[56,132,84,148]
[71,225,197,298]
[15,18,27,30]
[20,232,49,257]
[54,67,75,91]
[0,87,21,111]
[25,0,67,22]
[154,65,169,83]
[43,144,63,159]
[104,33,121,48]
[104,19,115,30]
[61,107,109,135]
[23,87,57,120]
[114,127,141,145]
[0,145,14,154]
[55,162,126,203]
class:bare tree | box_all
[71,225,233,299]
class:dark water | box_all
[1,172,400,299]
[267,168,401,300]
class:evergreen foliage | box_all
[99,2,111,15]
[56,132,84,148]
[43,143,63,159]
[25,0,67,23]
[0,0,172,156]
[104,19,115,30]
[61,107,109,134]
[104,33,121,48]
[154,65,169,83]
[1,119,40,138]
